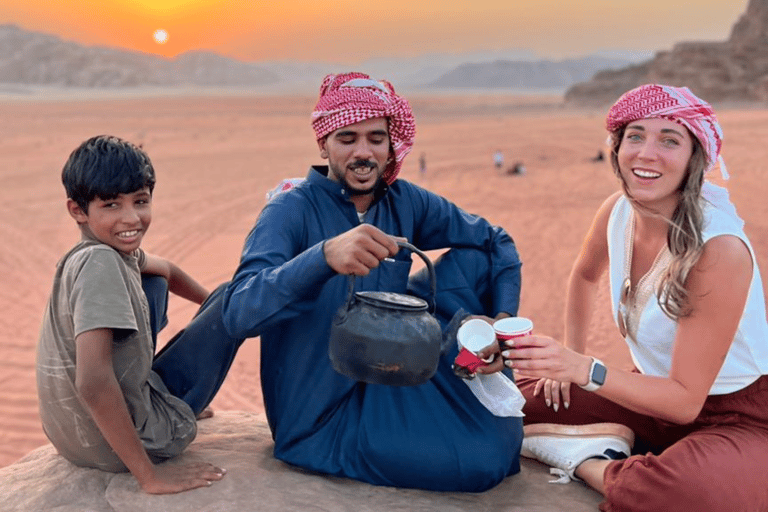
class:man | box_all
[222,72,523,492]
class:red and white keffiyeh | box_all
[606,84,727,179]
[311,72,416,184]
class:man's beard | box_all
[330,159,383,196]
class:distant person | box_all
[498,84,768,510]
[510,162,526,175]
[221,72,524,492]
[36,135,245,494]
[419,151,427,178]
[494,149,504,170]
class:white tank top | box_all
[607,194,768,394]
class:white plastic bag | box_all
[463,371,526,417]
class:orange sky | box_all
[0,0,750,63]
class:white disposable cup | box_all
[455,319,497,371]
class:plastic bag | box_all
[463,371,526,417]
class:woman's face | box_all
[617,117,694,215]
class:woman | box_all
[503,84,768,511]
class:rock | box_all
[0,411,602,512]
[565,0,768,105]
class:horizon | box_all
[0,1,750,65]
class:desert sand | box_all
[1,91,766,469]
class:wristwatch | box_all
[579,357,607,392]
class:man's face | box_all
[319,117,392,196]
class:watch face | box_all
[593,362,607,386]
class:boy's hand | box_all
[139,461,226,494]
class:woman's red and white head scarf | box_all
[606,84,727,179]
[311,72,416,184]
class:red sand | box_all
[1,93,766,467]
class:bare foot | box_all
[196,408,214,420]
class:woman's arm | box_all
[563,193,618,353]
[509,233,752,424]
[526,193,617,408]
[142,254,209,305]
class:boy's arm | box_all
[75,328,225,493]
[142,253,209,305]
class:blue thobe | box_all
[222,166,523,492]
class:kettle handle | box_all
[344,241,437,314]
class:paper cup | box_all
[455,318,497,373]
[493,317,534,344]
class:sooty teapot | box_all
[328,241,443,386]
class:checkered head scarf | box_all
[606,84,727,179]
[311,72,416,184]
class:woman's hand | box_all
[501,334,592,389]
[533,378,573,412]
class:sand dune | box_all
[1,92,766,468]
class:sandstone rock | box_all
[565,0,768,105]
[0,411,602,512]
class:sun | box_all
[153,29,169,44]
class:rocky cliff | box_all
[565,0,768,105]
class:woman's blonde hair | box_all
[609,126,709,319]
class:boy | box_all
[36,135,242,494]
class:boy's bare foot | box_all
[196,407,214,420]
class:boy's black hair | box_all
[62,135,156,213]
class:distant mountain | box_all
[0,23,643,92]
[429,56,636,91]
[0,24,278,88]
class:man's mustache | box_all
[349,160,376,170]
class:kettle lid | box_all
[355,291,428,311]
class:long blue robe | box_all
[222,167,523,492]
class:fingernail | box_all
[545,399,551,407]
[501,351,510,358]
[553,403,559,413]
[564,402,569,410]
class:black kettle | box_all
[328,241,443,386]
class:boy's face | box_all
[67,187,152,254]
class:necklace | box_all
[620,212,672,340]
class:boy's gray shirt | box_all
[36,236,196,471]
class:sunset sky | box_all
[0,0,750,63]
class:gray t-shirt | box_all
[36,237,196,471]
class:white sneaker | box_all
[521,423,634,484]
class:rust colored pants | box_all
[517,374,768,512]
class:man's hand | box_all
[139,461,226,495]
[457,315,506,375]
[323,224,402,276]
